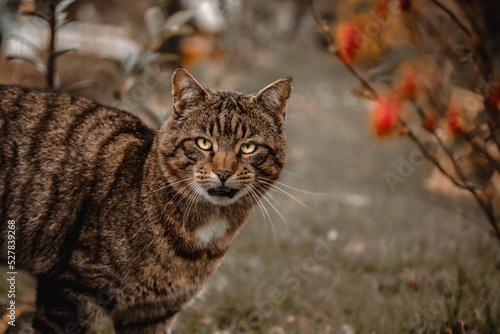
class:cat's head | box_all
[157,68,292,206]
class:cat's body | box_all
[0,68,292,333]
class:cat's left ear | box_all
[172,67,210,114]
[251,77,292,125]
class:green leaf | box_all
[159,24,195,40]
[56,11,68,28]
[162,10,193,34]
[135,52,179,72]
[62,80,99,93]
[123,50,141,75]
[47,46,78,63]
[6,54,37,66]
[7,33,44,59]
[57,17,74,30]
[144,6,165,43]
[148,53,179,65]
[56,0,77,14]
[6,54,47,76]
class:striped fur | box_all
[0,68,292,333]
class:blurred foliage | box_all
[306,0,500,330]
[6,0,80,88]
[0,0,194,126]
[310,1,500,236]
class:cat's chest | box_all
[144,220,233,289]
[195,220,229,245]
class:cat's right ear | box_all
[251,77,292,125]
[172,67,209,114]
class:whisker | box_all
[249,184,276,239]
[256,184,286,225]
[247,186,270,226]
[257,179,312,210]
[143,177,192,197]
[181,186,195,224]
[282,169,304,179]
[162,182,194,224]
[258,176,329,196]
[183,182,202,226]
[181,183,199,225]
[254,183,289,235]
[261,186,277,202]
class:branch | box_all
[303,0,378,99]
[452,1,500,156]
[404,120,500,245]
[414,101,500,174]
[412,103,490,182]
[47,0,57,89]
[412,11,460,66]
[410,4,500,169]
[401,120,464,190]
[303,0,500,247]
[462,132,500,173]
[429,0,470,36]
[484,100,500,159]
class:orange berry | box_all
[371,98,402,136]
[445,107,462,134]
[399,71,418,100]
[337,22,363,64]
[489,88,500,109]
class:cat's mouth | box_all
[207,187,239,199]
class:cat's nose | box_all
[215,169,234,183]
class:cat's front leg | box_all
[33,278,98,334]
[113,318,175,334]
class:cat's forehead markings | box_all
[196,220,228,245]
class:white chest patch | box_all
[196,220,229,245]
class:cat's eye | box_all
[196,138,213,151]
[240,143,258,154]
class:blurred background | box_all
[0,0,499,333]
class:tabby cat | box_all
[0,68,292,333]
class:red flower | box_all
[371,98,402,136]
[489,88,500,109]
[399,0,412,12]
[338,22,363,64]
[445,107,462,134]
[399,70,418,100]
[423,113,437,132]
